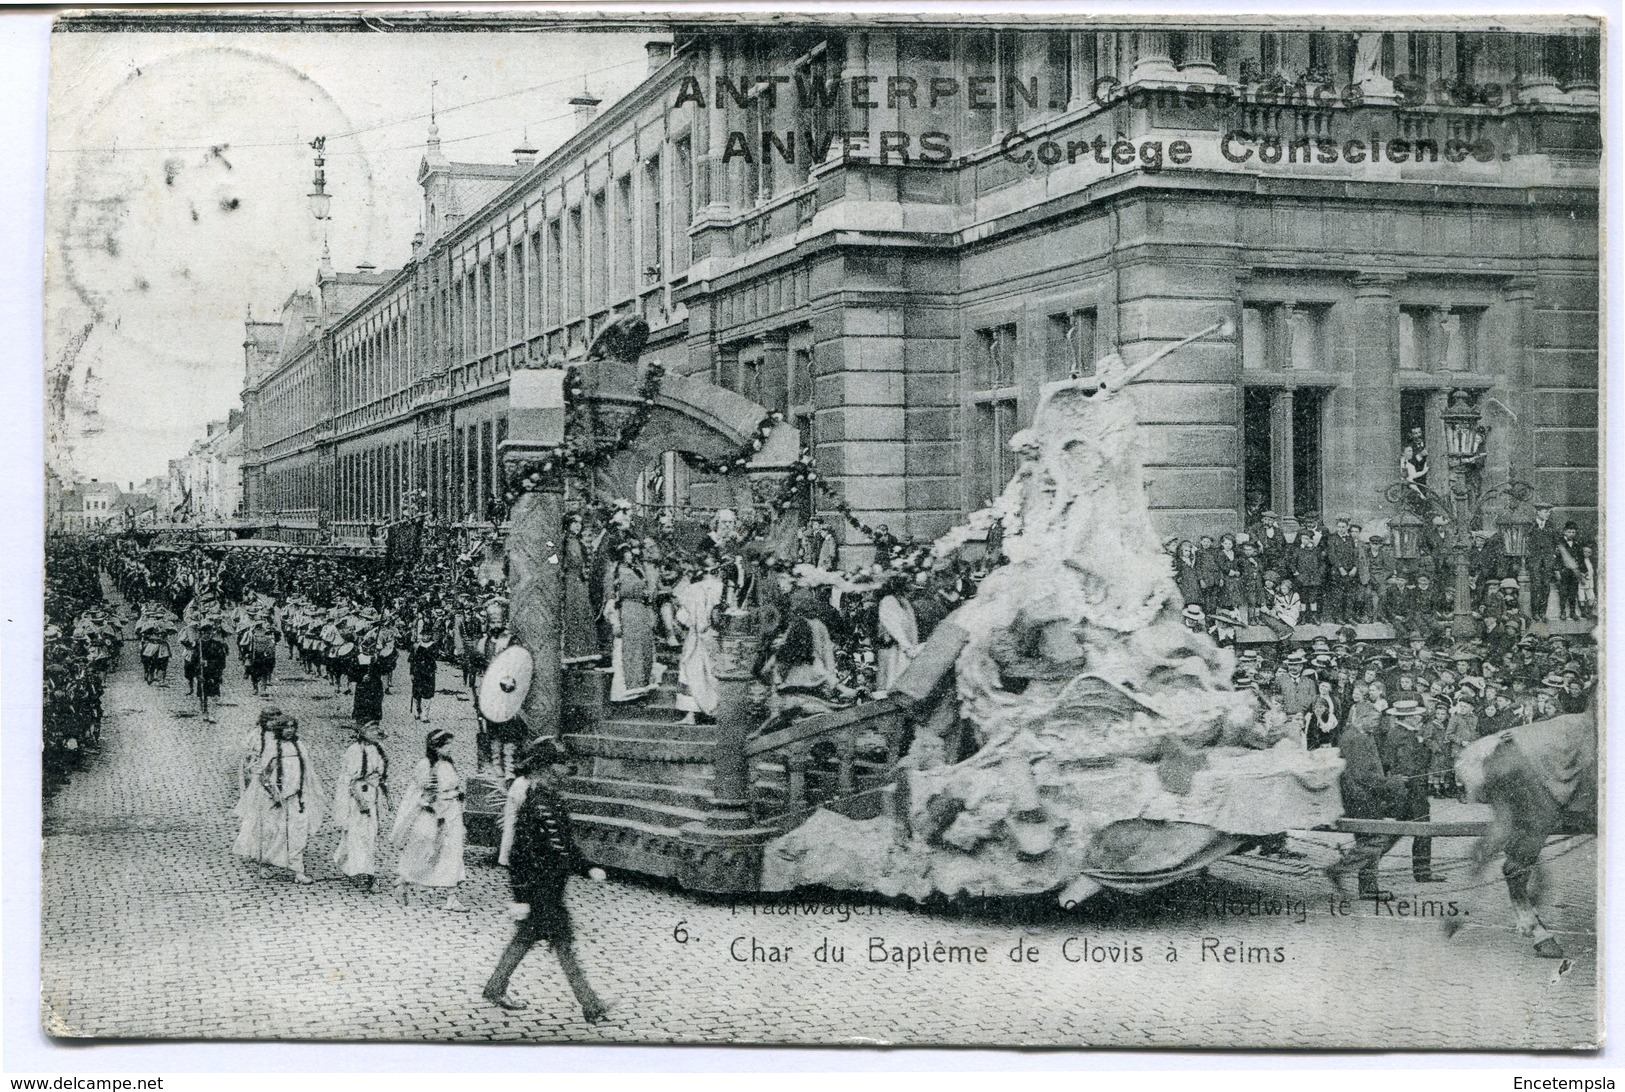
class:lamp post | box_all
[308,136,333,280]
[1383,389,1533,638]
[1439,387,1489,512]
[1497,505,1535,618]
[307,136,332,223]
[1388,508,1425,564]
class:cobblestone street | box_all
[40,625,1598,1049]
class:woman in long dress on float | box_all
[391,728,469,911]
[674,558,724,724]
[607,546,657,702]
[875,573,921,694]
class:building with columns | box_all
[241,24,1600,547]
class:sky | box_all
[44,22,659,487]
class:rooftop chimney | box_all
[513,144,538,167]
[646,40,673,74]
[569,93,602,133]
[356,261,377,274]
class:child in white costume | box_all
[332,720,389,890]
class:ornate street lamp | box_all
[1497,502,1536,618]
[1389,508,1425,562]
[1439,388,1486,462]
[1439,388,1490,521]
[1497,506,1532,561]
[308,136,332,222]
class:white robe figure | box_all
[331,738,387,878]
[876,592,920,691]
[391,757,467,888]
[231,729,278,862]
[674,572,724,717]
[256,739,325,873]
[807,617,840,681]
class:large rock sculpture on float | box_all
[761,329,1346,903]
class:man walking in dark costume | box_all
[198,621,229,721]
[483,738,609,1021]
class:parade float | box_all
[492,317,1345,902]
[755,325,1346,902]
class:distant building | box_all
[137,475,170,524]
[58,480,123,533]
[168,411,245,524]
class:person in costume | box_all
[875,572,920,693]
[673,558,724,724]
[255,716,324,885]
[391,728,469,911]
[483,738,609,1021]
[375,615,400,694]
[562,515,600,660]
[607,546,657,702]
[408,625,438,723]
[350,633,386,726]
[332,720,389,891]
[232,706,283,870]
[197,621,229,720]
[245,619,277,695]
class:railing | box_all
[743,695,914,833]
[330,520,383,545]
[258,507,320,527]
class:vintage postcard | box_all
[40,12,1601,1048]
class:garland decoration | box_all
[497,373,1000,568]
[503,361,666,499]
[680,411,784,477]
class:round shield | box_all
[479,644,534,724]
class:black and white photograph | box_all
[34,12,1602,1050]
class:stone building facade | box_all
[241,25,1601,548]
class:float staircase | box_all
[559,669,722,880]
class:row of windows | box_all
[260,464,322,514]
[453,417,509,523]
[337,443,409,523]
[967,295,1497,510]
[967,296,1486,402]
[261,364,321,447]
[264,417,516,527]
[336,310,410,414]
[430,141,695,370]
[1242,302,1485,374]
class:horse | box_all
[1454,710,1597,958]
